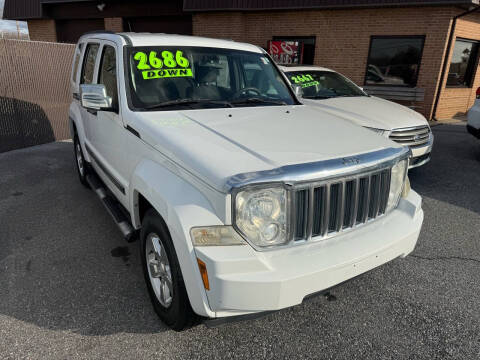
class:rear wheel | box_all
[74,135,89,188]
[140,209,195,331]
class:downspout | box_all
[432,4,480,121]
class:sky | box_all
[0,0,29,35]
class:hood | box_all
[129,105,401,192]
[302,96,428,131]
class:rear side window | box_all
[81,43,99,84]
[98,45,118,109]
[72,43,83,82]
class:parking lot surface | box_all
[1,123,479,359]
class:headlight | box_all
[386,159,408,212]
[364,127,387,137]
[234,186,288,248]
[402,175,411,198]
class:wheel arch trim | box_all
[129,159,223,318]
[69,104,90,163]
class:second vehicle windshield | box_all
[284,71,367,99]
[127,46,296,110]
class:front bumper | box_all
[195,190,423,318]
[408,134,433,169]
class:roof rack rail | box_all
[82,30,116,36]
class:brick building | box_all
[3,0,480,120]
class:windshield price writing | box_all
[134,50,193,80]
[290,74,320,88]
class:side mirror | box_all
[80,84,112,110]
[292,84,303,98]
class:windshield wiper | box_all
[336,94,367,98]
[302,95,335,99]
[230,97,287,106]
[141,98,233,110]
[303,94,365,99]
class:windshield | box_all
[284,71,366,99]
[126,46,296,110]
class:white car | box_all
[467,88,480,139]
[70,32,423,330]
[280,66,434,168]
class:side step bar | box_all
[86,173,137,242]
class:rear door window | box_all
[81,43,99,84]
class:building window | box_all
[365,36,425,87]
[447,38,479,87]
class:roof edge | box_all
[183,0,479,12]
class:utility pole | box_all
[16,20,20,39]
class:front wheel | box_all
[140,209,195,331]
[73,135,89,188]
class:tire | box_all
[73,134,89,188]
[140,208,195,331]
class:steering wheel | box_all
[233,87,262,98]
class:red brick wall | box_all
[435,12,480,120]
[104,17,123,33]
[27,20,57,43]
[193,7,460,120]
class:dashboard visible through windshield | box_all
[126,46,296,111]
[285,70,367,100]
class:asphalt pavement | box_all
[0,123,479,359]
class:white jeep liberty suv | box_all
[69,32,424,330]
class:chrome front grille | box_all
[293,168,391,241]
[389,126,430,147]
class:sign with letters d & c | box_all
[267,41,304,65]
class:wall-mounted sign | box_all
[267,40,304,64]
